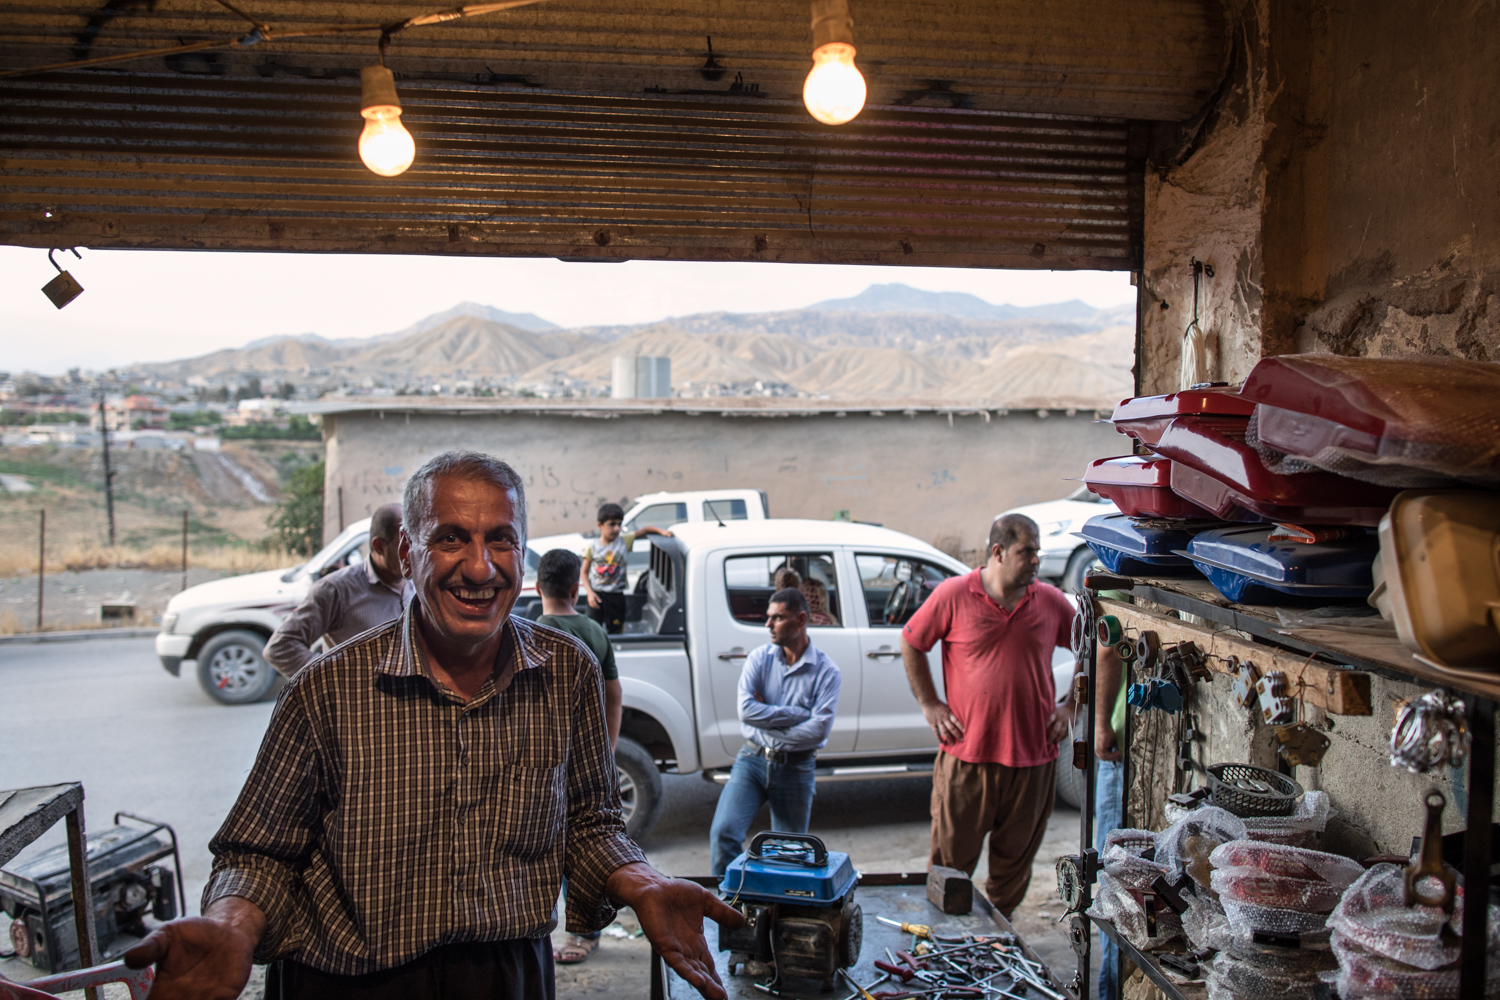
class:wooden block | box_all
[926,865,972,915]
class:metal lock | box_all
[1228,657,1259,710]
[41,248,84,309]
[1274,722,1331,768]
[1255,670,1294,725]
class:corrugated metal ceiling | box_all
[0,1,1225,265]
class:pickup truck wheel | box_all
[615,737,664,843]
[1061,547,1101,595]
[1054,754,1085,810]
[197,630,278,705]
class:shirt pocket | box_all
[496,762,566,860]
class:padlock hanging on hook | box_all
[41,248,84,309]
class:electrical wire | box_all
[0,0,552,80]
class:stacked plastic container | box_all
[1085,356,1500,615]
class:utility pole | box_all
[37,509,45,632]
[97,391,116,545]
[181,510,189,592]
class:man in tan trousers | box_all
[899,513,1077,915]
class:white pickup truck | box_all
[604,519,1081,841]
[155,487,770,705]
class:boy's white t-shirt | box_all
[583,531,636,593]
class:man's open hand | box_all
[123,908,259,1000]
[921,699,964,744]
[586,590,601,609]
[606,862,745,1000]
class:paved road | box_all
[0,638,1088,997]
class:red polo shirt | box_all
[903,571,1074,767]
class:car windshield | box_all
[283,525,367,582]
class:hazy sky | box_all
[1,246,1134,374]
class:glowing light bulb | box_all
[803,42,865,125]
[359,106,415,177]
[358,65,415,177]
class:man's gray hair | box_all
[988,512,1039,553]
[401,450,527,541]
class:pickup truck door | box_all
[848,551,956,753]
[707,548,863,757]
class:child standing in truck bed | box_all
[581,502,674,634]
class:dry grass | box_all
[0,540,298,576]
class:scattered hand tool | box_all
[876,916,933,938]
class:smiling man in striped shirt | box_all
[126,450,742,1000]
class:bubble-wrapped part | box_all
[1327,863,1464,970]
[1220,896,1334,941]
[1241,790,1332,848]
[1103,842,1170,891]
[1104,827,1159,856]
[1085,871,1184,950]
[1239,354,1500,487]
[1205,946,1328,999]
[1208,840,1365,913]
[1183,892,1231,952]
[1155,805,1248,889]
[1325,929,1500,999]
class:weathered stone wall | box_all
[319,405,1121,557]
[1139,0,1500,392]
[1128,0,1500,852]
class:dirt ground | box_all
[0,566,257,631]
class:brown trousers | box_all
[929,751,1057,917]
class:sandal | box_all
[554,933,600,965]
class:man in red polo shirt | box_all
[900,512,1076,915]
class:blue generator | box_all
[718,833,862,992]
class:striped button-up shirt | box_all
[204,601,645,975]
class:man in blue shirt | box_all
[709,587,843,877]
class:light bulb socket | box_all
[361,64,402,112]
[810,0,854,49]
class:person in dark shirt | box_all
[534,547,622,966]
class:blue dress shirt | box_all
[737,641,842,752]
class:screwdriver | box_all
[876,916,933,937]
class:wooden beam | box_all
[1098,598,1373,716]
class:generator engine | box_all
[718,832,861,992]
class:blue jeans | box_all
[1096,759,1124,1000]
[710,745,818,877]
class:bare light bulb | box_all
[359,65,415,177]
[804,0,866,126]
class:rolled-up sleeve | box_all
[264,580,338,678]
[562,655,647,933]
[203,689,323,962]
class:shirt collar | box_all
[379,600,550,682]
[364,555,407,597]
[776,640,820,673]
[966,569,1035,615]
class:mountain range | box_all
[123,284,1135,407]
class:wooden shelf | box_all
[1116,575,1500,704]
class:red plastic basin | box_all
[1152,416,1401,526]
[1110,387,1257,447]
[1083,454,1217,519]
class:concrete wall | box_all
[319,406,1123,558]
[1138,0,1500,393]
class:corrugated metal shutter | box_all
[0,0,1223,265]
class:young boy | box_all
[581,502,673,634]
[533,547,623,966]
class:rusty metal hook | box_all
[1404,789,1457,913]
[47,247,80,273]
